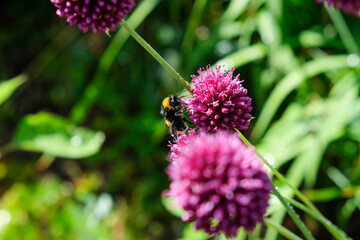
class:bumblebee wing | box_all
[176,88,192,99]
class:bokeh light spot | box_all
[71,135,82,147]
[347,54,359,67]
[0,210,11,226]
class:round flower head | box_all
[51,0,135,33]
[166,131,272,237]
[185,66,252,133]
[317,0,360,16]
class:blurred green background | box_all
[1,0,360,239]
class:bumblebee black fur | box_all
[160,95,188,136]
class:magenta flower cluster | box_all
[167,131,272,237]
[317,0,360,16]
[50,0,135,33]
[185,66,253,133]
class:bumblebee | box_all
[160,95,188,136]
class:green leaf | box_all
[272,187,315,240]
[264,218,302,240]
[220,0,250,22]
[161,196,185,218]
[216,43,267,70]
[0,74,27,106]
[11,112,105,158]
[287,198,352,240]
[251,55,353,142]
[178,224,208,240]
[162,197,209,240]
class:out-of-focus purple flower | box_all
[166,131,272,237]
[317,0,360,16]
[185,66,252,133]
[50,0,135,33]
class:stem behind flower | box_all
[120,20,193,94]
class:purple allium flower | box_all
[317,0,360,16]
[166,131,272,237]
[185,66,253,133]
[50,0,135,33]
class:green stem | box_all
[120,20,193,94]
[272,188,315,240]
[264,218,302,240]
[236,129,252,147]
[287,198,352,240]
[325,6,359,54]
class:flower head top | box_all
[317,0,360,16]
[185,66,252,133]
[51,0,135,33]
[166,131,271,237]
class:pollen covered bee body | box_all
[160,95,188,136]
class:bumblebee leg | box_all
[169,125,176,136]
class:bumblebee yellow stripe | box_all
[165,120,172,127]
[162,97,172,110]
